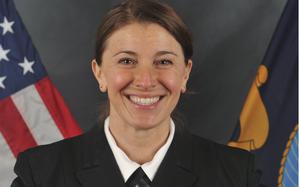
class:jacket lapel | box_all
[151,129,216,187]
[74,123,216,187]
[151,129,198,187]
[75,124,125,187]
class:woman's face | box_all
[92,23,192,130]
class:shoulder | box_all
[174,129,253,170]
[18,123,102,161]
[12,124,108,186]
[189,132,252,161]
[13,127,97,184]
[19,132,85,161]
[15,133,84,172]
[185,133,258,186]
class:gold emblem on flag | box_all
[228,65,269,151]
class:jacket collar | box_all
[75,124,215,187]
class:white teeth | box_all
[129,96,160,105]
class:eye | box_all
[156,59,173,66]
[119,58,136,65]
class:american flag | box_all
[0,0,82,186]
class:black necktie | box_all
[125,167,151,187]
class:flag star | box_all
[0,16,14,35]
[18,57,35,75]
[0,76,7,89]
[0,45,10,61]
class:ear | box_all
[91,59,107,92]
[181,59,192,93]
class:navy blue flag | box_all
[228,0,298,186]
[0,0,81,186]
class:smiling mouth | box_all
[128,95,161,106]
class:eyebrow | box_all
[155,51,178,57]
[113,50,137,57]
[113,50,178,57]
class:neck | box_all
[108,117,171,164]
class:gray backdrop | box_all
[14,0,286,144]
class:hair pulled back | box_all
[95,0,193,64]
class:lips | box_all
[129,95,160,106]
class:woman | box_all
[11,0,262,186]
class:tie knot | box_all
[126,167,151,187]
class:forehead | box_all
[104,22,183,56]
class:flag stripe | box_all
[35,77,82,138]
[0,0,82,185]
[0,96,37,156]
[11,84,64,145]
[0,133,16,187]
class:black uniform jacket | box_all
[11,124,261,187]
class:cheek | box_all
[105,70,132,92]
[159,71,184,93]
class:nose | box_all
[133,66,156,89]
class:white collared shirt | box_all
[104,117,175,182]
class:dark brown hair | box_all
[95,0,193,64]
